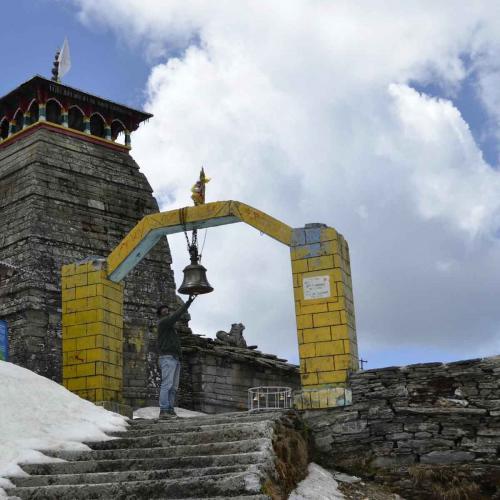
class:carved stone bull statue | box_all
[216,323,247,348]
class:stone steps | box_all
[158,497,270,500]
[111,411,281,435]
[20,451,269,476]
[85,420,274,449]
[9,465,252,488]
[40,438,271,461]
[110,420,269,439]
[155,497,269,500]
[5,472,263,499]
[5,411,306,499]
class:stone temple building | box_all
[0,75,299,412]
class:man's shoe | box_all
[159,409,174,420]
[167,408,178,417]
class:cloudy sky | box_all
[2,1,500,368]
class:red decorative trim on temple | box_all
[0,121,130,152]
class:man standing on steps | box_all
[157,295,196,419]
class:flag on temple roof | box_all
[58,38,71,79]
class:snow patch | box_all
[289,463,345,499]
[332,471,361,484]
[133,406,206,419]
[0,361,128,497]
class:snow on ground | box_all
[0,361,128,497]
[289,463,345,500]
[133,406,206,419]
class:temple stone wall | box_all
[0,128,177,405]
[304,356,500,498]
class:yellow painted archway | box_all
[61,201,358,411]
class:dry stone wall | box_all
[181,332,301,413]
[304,356,500,498]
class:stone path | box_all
[5,411,307,499]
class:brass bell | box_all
[178,245,214,295]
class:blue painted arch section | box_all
[107,215,240,282]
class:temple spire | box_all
[51,49,60,82]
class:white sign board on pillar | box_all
[303,275,331,300]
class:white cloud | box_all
[73,1,500,365]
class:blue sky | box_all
[2,2,500,370]
[0,0,150,108]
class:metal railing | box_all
[248,386,292,411]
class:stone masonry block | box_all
[307,255,334,272]
[327,301,346,312]
[301,372,319,385]
[291,228,306,246]
[62,365,77,378]
[306,356,335,372]
[75,284,97,299]
[76,362,96,377]
[292,259,309,274]
[62,338,76,352]
[320,227,338,242]
[315,340,345,356]
[303,326,331,343]
[331,324,350,340]
[334,354,352,371]
[299,303,329,315]
[299,343,316,359]
[318,370,347,384]
[297,314,313,329]
[313,311,341,328]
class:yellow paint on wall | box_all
[299,343,316,358]
[305,356,335,372]
[313,311,341,328]
[328,299,346,311]
[61,263,76,276]
[292,259,309,274]
[317,370,348,384]
[334,354,353,371]
[301,372,318,385]
[330,324,350,340]
[62,365,77,378]
[298,303,329,315]
[62,339,76,352]
[66,351,87,364]
[315,340,345,356]
[76,363,96,377]
[95,362,122,378]
[320,227,338,242]
[307,255,334,272]
[75,284,97,299]
[62,288,76,301]
[62,260,124,406]
[297,314,313,329]
[76,336,96,350]
[303,326,331,343]
[67,377,87,391]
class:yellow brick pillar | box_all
[291,223,358,410]
[61,259,129,414]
